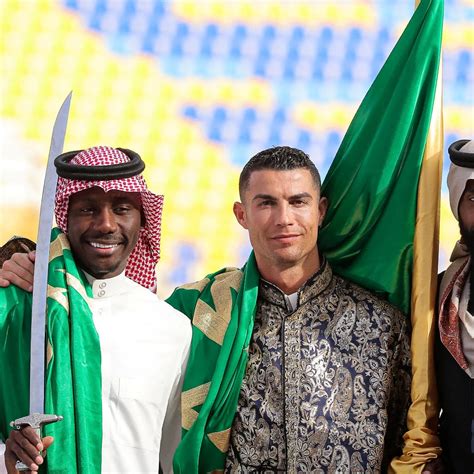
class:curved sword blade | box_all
[30,92,72,414]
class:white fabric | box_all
[285,292,298,312]
[86,272,191,473]
[1,273,191,474]
[0,444,5,474]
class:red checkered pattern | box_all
[55,146,164,291]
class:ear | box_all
[318,196,328,226]
[233,201,248,229]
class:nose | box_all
[276,202,293,227]
[94,207,118,233]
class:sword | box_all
[10,92,72,471]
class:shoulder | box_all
[332,273,406,325]
[166,266,243,318]
[155,297,193,330]
[124,277,192,333]
[176,266,242,293]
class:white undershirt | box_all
[285,292,299,312]
[1,273,192,474]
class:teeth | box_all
[90,242,119,249]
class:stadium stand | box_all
[1,0,472,293]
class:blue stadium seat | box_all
[88,10,103,31]
[170,242,199,284]
[212,107,227,123]
[142,34,158,54]
[170,36,183,56]
[208,124,222,142]
[315,47,328,65]
[123,0,136,17]
[242,107,257,124]
[377,27,390,44]
[286,44,300,64]
[118,14,131,34]
[176,21,189,39]
[272,107,287,124]
[349,27,362,44]
[298,130,311,149]
[205,23,219,40]
[344,48,357,65]
[146,15,161,38]
[283,64,296,80]
[229,42,242,60]
[312,64,324,81]
[200,37,214,58]
[234,23,247,39]
[254,61,266,77]
[325,131,342,157]
[268,126,282,145]
[291,26,305,42]
[263,24,277,41]
[238,126,252,144]
[341,66,353,82]
[319,26,334,45]
[183,105,199,120]
[257,44,271,63]
[152,1,166,17]
[64,0,78,9]
[178,242,198,261]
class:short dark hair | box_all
[239,146,321,199]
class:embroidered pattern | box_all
[226,261,410,473]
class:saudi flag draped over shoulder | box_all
[170,0,444,471]
[0,228,102,473]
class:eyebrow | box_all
[252,192,313,202]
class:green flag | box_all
[319,0,443,315]
[0,228,102,473]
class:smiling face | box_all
[67,187,142,279]
[233,168,327,279]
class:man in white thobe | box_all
[0,146,191,473]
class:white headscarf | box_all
[447,140,474,220]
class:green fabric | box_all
[168,255,259,473]
[0,228,102,473]
[169,0,442,471]
[319,0,443,314]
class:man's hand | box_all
[0,252,35,292]
[4,427,53,473]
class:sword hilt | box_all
[10,413,63,471]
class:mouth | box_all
[89,242,121,249]
[86,239,124,255]
[271,234,300,243]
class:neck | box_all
[256,253,322,294]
